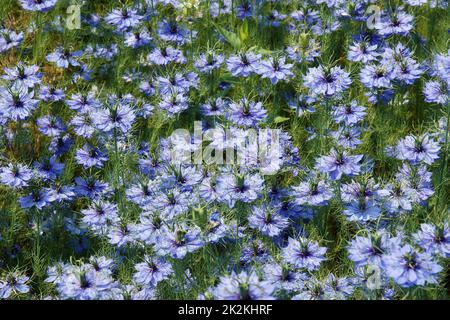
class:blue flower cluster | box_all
[0,0,449,300]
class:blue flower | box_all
[395,134,440,165]
[304,65,351,97]
[360,63,395,89]
[332,101,366,126]
[375,9,414,37]
[226,52,261,77]
[66,92,101,114]
[257,57,294,84]
[133,256,173,287]
[414,223,450,258]
[423,80,449,105]
[315,149,363,180]
[292,276,325,300]
[55,263,116,300]
[383,244,443,288]
[0,87,39,121]
[226,98,267,128]
[0,29,24,52]
[158,91,189,116]
[194,52,224,73]
[216,172,264,208]
[282,237,327,271]
[323,273,355,300]
[39,85,65,102]
[240,239,271,265]
[236,2,253,20]
[81,201,119,228]
[343,199,381,222]
[200,97,227,117]
[46,48,82,69]
[157,20,192,44]
[0,163,33,189]
[151,187,191,220]
[147,46,186,65]
[74,176,111,200]
[263,262,307,292]
[94,104,136,134]
[33,156,65,181]
[248,205,289,237]
[105,7,143,32]
[75,144,108,169]
[331,127,362,149]
[158,226,204,259]
[37,115,66,137]
[0,271,30,299]
[203,211,231,243]
[19,0,57,12]
[348,41,379,64]
[291,178,334,206]
[395,163,434,204]
[213,270,276,300]
[124,28,153,48]
[19,190,51,209]
[347,231,401,268]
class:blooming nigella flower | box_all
[332,101,366,126]
[36,115,66,137]
[0,87,39,121]
[2,64,42,89]
[248,205,289,237]
[55,263,116,300]
[240,239,271,265]
[39,85,65,102]
[33,156,65,181]
[263,262,307,292]
[304,65,351,97]
[348,41,380,64]
[75,144,108,169]
[423,80,449,105]
[0,163,33,189]
[343,199,381,222]
[291,178,334,206]
[94,104,136,134]
[133,256,173,287]
[360,63,395,89]
[395,134,440,165]
[413,223,450,258]
[194,52,224,73]
[213,270,275,300]
[316,149,363,180]
[226,52,261,77]
[375,10,414,37]
[257,57,294,84]
[105,7,143,32]
[0,29,24,52]
[19,0,57,12]
[282,237,327,271]
[81,201,119,229]
[19,190,51,209]
[147,46,186,65]
[383,244,442,288]
[227,98,267,127]
[158,226,204,259]
[66,92,101,114]
[0,271,30,299]
[216,172,264,208]
[348,230,402,269]
[157,20,192,45]
[46,47,82,69]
